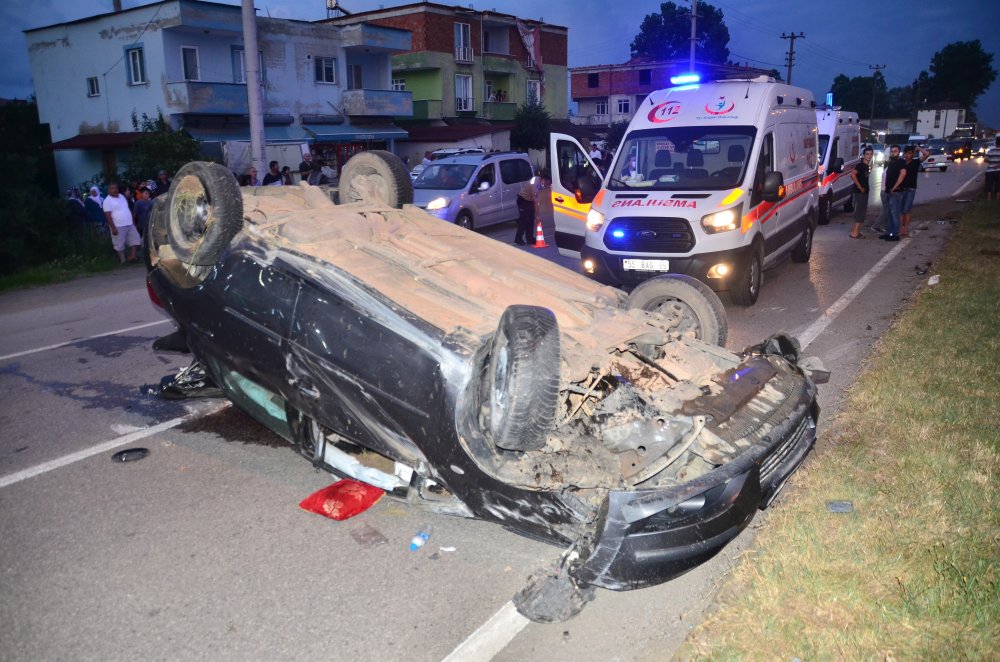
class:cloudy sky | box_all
[6,0,1000,128]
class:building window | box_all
[454,22,472,61]
[127,47,146,85]
[392,78,406,92]
[315,56,336,84]
[347,64,363,90]
[455,74,473,111]
[587,73,599,88]
[181,46,200,81]
[617,97,630,114]
[639,69,651,85]
[934,110,941,128]
[527,79,541,103]
[87,77,100,97]
[233,48,246,83]
[595,100,608,115]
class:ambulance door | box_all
[747,130,778,240]
[549,133,602,258]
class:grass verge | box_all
[682,201,999,660]
[0,235,120,293]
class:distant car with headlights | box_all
[921,148,952,172]
[408,147,486,181]
[411,151,534,229]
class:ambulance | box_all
[815,107,861,224]
[550,75,819,306]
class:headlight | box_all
[586,208,606,232]
[426,196,449,211]
[701,204,742,234]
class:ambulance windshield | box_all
[609,126,757,191]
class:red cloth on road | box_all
[299,479,384,521]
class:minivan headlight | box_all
[586,208,606,232]
[701,204,742,234]
[426,196,450,211]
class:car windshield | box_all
[413,163,476,190]
[608,126,757,191]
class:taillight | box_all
[146,278,163,309]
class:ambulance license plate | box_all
[623,259,670,272]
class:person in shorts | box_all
[102,182,141,263]
[849,146,874,238]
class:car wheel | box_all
[455,211,474,230]
[817,194,833,225]
[625,274,727,346]
[487,305,560,452]
[730,243,763,307]
[791,215,815,263]
[166,161,244,268]
[142,197,168,272]
[339,150,413,208]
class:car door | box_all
[747,130,779,247]
[467,162,502,226]
[498,157,533,223]
[549,133,602,258]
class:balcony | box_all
[340,23,412,52]
[455,46,474,63]
[164,81,248,114]
[483,102,516,121]
[342,89,413,117]
[455,96,475,113]
[412,100,443,120]
[570,114,610,126]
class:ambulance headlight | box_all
[586,208,606,232]
[426,196,450,211]
[701,204,742,234]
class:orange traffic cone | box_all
[532,218,548,248]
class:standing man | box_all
[870,144,899,235]
[985,136,1000,200]
[849,146,874,238]
[298,152,315,178]
[152,170,171,198]
[132,186,155,236]
[262,160,283,185]
[882,145,906,242]
[898,144,929,237]
[103,182,141,263]
[514,177,537,245]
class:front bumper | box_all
[581,243,755,290]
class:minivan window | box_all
[414,163,476,190]
[609,126,756,191]
[499,158,533,184]
[473,164,496,189]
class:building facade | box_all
[915,103,966,140]
[26,0,412,191]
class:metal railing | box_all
[455,46,474,62]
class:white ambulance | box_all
[550,75,819,306]
[815,107,861,224]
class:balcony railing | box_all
[455,96,475,112]
[569,114,611,126]
[483,101,516,121]
[164,81,248,114]
[455,46,474,63]
[342,89,413,117]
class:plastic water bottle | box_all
[409,524,431,551]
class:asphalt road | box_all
[0,157,984,661]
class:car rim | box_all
[804,227,812,257]
[749,256,760,297]
[173,175,211,245]
[457,214,472,229]
[653,299,701,337]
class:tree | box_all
[630,2,730,64]
[925,40,996,117]
[828,72,889,117]
[511,99,551,152]
[123,111,202,183]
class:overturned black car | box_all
[145,154,823,621]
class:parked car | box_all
[408,147,486,181]
[921,147,952,172]
[412,151,534,229]
[144,153,824,621]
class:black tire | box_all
[166,161,244,267]
[791,214,815,263]
[843,195,855,213]
[625,274,727,346]
[339,150,413,208]
[455,211,474,230]
[730,243,763,307]
[142,197,168,272]
[487,305,560,452]
[817,194,833,225]
[940,166,947,172]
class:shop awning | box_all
[303,124,408,141]
[50,132,145,150]
[185,125,310,144]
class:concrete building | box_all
[570,58,773,127]
[915,103,966,140]
[25,0,412,192]
[323,2,567,166]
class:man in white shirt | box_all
[985,136,1000,201]
[102,182,141,263]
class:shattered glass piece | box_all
[112,448,150,462]
[349,522,389,548]
[825,500,854,514]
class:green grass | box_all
[0,236,122,292]
[681,201,1000,660]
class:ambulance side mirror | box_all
[832,157,845,174]
[762,172,785,203]
[575,173,599,204]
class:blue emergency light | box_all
[612,230,626,239]
[670,73,701,85]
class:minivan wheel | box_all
[456,211,474,230]
[730,244,763,307]
[791,219,814,263]
[625,274,727,346]
[817,194,833,225]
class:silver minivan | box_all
[412,152,534,229]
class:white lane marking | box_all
[797,239,908,349]
[0,319,171,362]
[0,402,228,489]
[441,601,529,662]
[953,169,983,197]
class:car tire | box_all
[625,274,727,346]
[166,161,244,267]
[487,305,560,453]
[455,211,474,230]
[791,213,815,263]
[730,243,763,307]
[339,150,414,208]
[142,197,169,272]
[817,194,833,225]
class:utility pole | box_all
[689,0,698,71]
[241,0,266,177]
[780,32,804,84]
[869,64,886,139]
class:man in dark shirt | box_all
[849,146,874,238]
[262,160,282,186]
[882,145,906,241]
[899,144,929,237]
[298,152,315,178]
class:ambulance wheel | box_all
[730,244,762,307]
[791,213,816,263]
[817,194,833,225]
[626,274,727,346]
